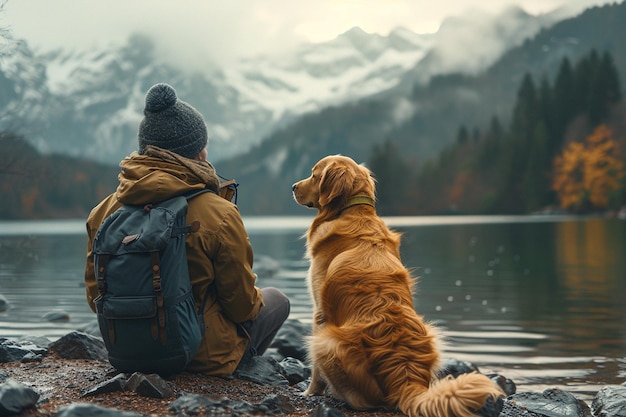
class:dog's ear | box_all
[319,160,356,207]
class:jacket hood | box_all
[115,146,220,205]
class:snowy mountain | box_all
[0,4,576,165]
[232,26,432,119]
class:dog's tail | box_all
[396,372,504,417]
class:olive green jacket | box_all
[84,146,263,376]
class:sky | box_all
[1,0,617,65]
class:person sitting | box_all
[84,82,290,376]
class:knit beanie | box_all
[137,83,208,159]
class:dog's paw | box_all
[302,388,320,397]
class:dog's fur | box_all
[292,155,503,417]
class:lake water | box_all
[0,215,625,401]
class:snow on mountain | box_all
[230,26,432,120]
[0,5,571,165]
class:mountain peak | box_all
[339,26,372,39]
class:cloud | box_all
[2,0,616,68]
[4,0,308,64]
[136,1,310,65]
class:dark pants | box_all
[239,287,290,361]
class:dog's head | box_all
[292,155,375,214]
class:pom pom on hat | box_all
[138,83,208,159]
[145,83,177,112]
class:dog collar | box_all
[342,195,375,211]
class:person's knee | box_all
[263,287,290,319]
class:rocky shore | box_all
[0,319,624,417]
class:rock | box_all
[263,346,286,362]
[500,388,592,417]
[311,404,347,417]
[0,378,40,416]
[270,319,311,362]
[486,372,516,396]
[81,374,127,397]
[234,355,290,386]
[168,393,230,415]
[19,352,43,363]
[279,357,311,385]
[77,320,102,338]
[41,309,70,322]
[17,336,51,350]
[268,394,297,415]
[49,331,107,361]
[0,295,8,313]
[0,338,47,363]
[56,402,141,417]
[125,373,174,399]
[591,384,626,417]
[15,336,50,363]
[233,394,295,415]
[476,395,504,417]
[438,357,480,378]
[296,379,309,392]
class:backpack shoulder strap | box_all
[168,189,215,236]
[183,188,215,201]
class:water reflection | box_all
[554,219,626,355]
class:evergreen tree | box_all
[553,57,577,144]
[472,127,481,143]
[522,122,551,211]
[369,141,412,215]
[600,51,622,103]
[574,49,599,114]
[587,51,622,125]
[457,125,469,144]
[510,73,539,141]
[499,73,540,212]
[479,116,503,165]
[537,76,557,156]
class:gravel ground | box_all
[1,353,404,416]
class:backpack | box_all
[92,190,210,376]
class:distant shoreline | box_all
[0,213,611,237]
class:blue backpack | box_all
[92,190,210,376]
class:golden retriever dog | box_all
[292,155,503,417]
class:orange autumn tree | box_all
[552,125,625,212]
